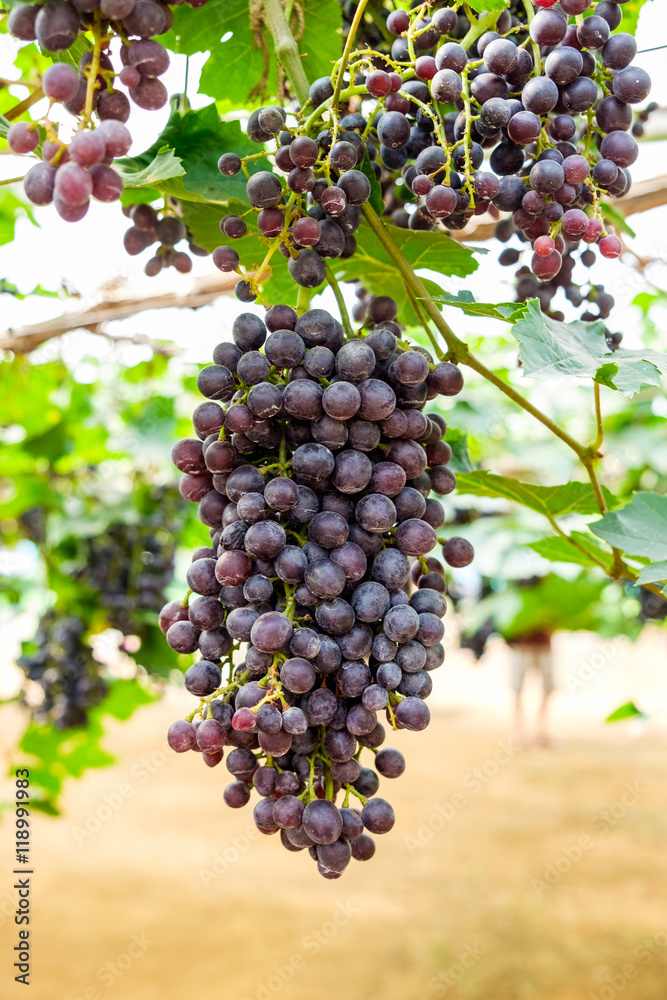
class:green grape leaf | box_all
[527,531,615,571]
[600,200,636,239]
[359,151,384,216]
[594,348,667,395]
[464,0,508,11]
[119,106,266,206]
[49,34,92,69]
[97,679,155,720]
[484,573,611,640]
[511,299,667,394]
[330,221,479,325]
[511,298,608,379]
[164,0,341,106]
[455,469,619,518]
[116,146,185,190]
[444,427,474,473]
[0,189,37,246]
[428,289,527,321]
[591,491,667,560]
[618,0,654,35]
[636,561,667,586]
[606,701,644,723]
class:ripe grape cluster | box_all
[163,298,474,876]
[6,0,200,229]
[72,494,178,633]
[18,611,108,728]
[211,0,649,297]
[120,201,209,275]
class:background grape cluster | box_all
[162,297,475,876]
[6,0,207,272]
[16,491,178,728]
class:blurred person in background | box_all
[508,631,555,747]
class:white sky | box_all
[0,3,666,371]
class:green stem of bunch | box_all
[325,262,353,338]
[520,0,542,76]
[332,0,370,115]
[82,13,103,126]
[261,0,311,106]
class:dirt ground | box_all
[1,630,667,1000]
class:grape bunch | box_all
[18,611,107,728]
[6,0,202,224]
[210,0,649,298]
[72,491,179,634]
[509,238,622,346]
[120,201,209,276]
[162,298,474,876]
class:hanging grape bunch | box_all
[162,297,473,877]
[5,0,207,272]
[212,0,649,299]
[18,611,108,729]
[72,491,179,633]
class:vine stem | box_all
[593,382,604,452]
[4,88,43,121]
[325,262,353,338]
[82,13,103,126]
[461,7,503,52]
[332,0,370,112]
[359,200,589,461]
[520,0,542,76]
[261,0,310,106]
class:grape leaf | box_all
[594,348,667,395]
[117,106,264,204]
[97,678,156,720]
[116,147,185,190]
[511,299,667,393]
[428,289,526,321]
[591,491,667,560]
[464,0,508,11]
[455,469,619,517]
[164,0,341,106]
[482,573,611,641]
[49,34,92,69]
[330,221,479,325]
[359,152,384,216]
[528,531,615,571]
[619,0,654,35]
[606,701,644,723]
[600,200,636,239]
[511,298,608,379]
[0,190,37,246]
[636,561,667,585]
[444,427,473,473]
